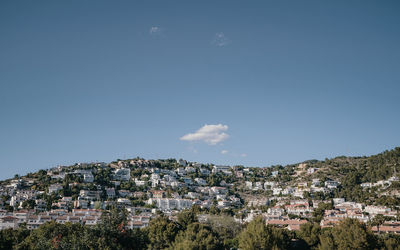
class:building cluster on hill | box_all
[0,157,399,234]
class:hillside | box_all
[288,147,400,204]
[2,147,399,210]
[0,147,400,249]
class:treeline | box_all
[1,208,400,250]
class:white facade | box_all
[177,168,186,176]
[178,159,187,167]
[106,188,116,199]
[311,179,321,187]
[0,217,18,230]
[48,184,63,194]
[364,205,391,215]
[273,188,282,195]
[264,181,277,189]
[212,165,232,175]
[114,168,131,181]
[185,167,196,173]
[333,198,345,205]
[199,168,211,175]
[254,182,263,190]
[148,198,192,211]
[135,180,146,186]
[195,178,207,186]
[84,173,94,183]
[325,181,340,189]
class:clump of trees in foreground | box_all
[1,208,399,249]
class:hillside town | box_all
[1,158,399,234]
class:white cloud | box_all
[149,26,161,35]
[180,124,229,145]
[221,150,229,155]
[212,32,231,47]
[240,153,247,157]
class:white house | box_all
[364,205,391,215]
[148,198,192,211]
[48,184,63,194]
[84,173,94,183]
[199,168,211,175]
[311,179,321,187]
[271,171,279,177]
[325,181,340,189]
[106,188,116,199]
[282,187,295,195]
[264,181,277,189]
[185,167,196,173]
[254,182,263,190]
[195,178,207,186]
[117,198,131,206]
[273,188,282,195]
[307,168,317,174]
[333,198,345,205]
[0,216,18,230]
[135,180,147,186]
[178,159,187,167]
[212,165,232,175]
[177,168,186,176]
[361,183,372,188]
[114,168,131,181]
[151,173,160,180]
[79,190,101,200]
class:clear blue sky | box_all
[1,1,399,179]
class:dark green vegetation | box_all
[1,208,400,250]
[295,147,400,205]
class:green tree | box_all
[371,214,385,233]
[318,218,377,250]
[312,202,333,223]
[177,209,197,230]
[90,207,134,249]
[380,234,400,250]
[298,222,321,248]
[22,199,36,209]
[318,228,335,250]
[93,201,102,210]
[170,223,221,250]
[146,216,180,249]
[0,229,16,249]
[205,215,241,249]
[19,221,87,249]
[238,216,290,250]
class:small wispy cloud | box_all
[212,32,231,47]
[221,150,229,155]
[149,26,162,35]
[180,124,229,145]
[240,153,247,157]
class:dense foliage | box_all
[238,217,291,250]
[1,210,400,250]
[303,147,400,204]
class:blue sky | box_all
[1,1,399,179]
